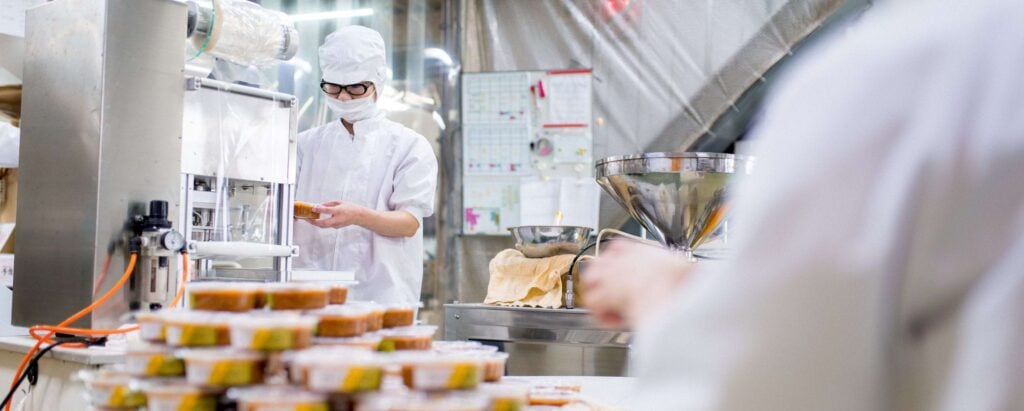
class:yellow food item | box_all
[294,201,321,220]
[316,315,368,338]
[378,335,432,351]
[266,287,329,311]
[329,285,348,305]
[366,310,384,331]
[382,308,415,328]
[189,288,258,312]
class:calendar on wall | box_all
[461,70,600,235]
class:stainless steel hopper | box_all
[595,152,753,256]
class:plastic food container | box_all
[125,343,185,378]
[187,282,261,312]
[527,383,581,407]
[382,303,419,328]
[180,348,266,387]
[358,392,488,411]
[229,312,317,351]
[477,352,509,382]
[398,352,485,391]
[432,341,499,354]
[290,348,384,394]
[328,283,348,305]
[348,302,385,331]
[163,311,232,347]
[293,201,321,220]
[479,381,530,411]
[312,333,383,351]
[231,386,328,411]
[78,369,147,408]
[142,381,220,411]
[136,311,167,343]
[264,283,329,310]
[308,305,369,338]
[378,325,437,352]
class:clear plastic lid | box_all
[306,304,371,318]
[139,379,218,397]
[347,301,385,313]
[408,392,489,410]
[378,325,437,337]
[478,381,531,399]
[432,341,499,353]
[312,333,382,347]
[289,346,379,368]
[228,386,326,405]
[263,282,330,292]
[186,281,262,292]
[395,351,486,367]
[178,348,264,363]
[161,310,233,326]
[228,311,318,329]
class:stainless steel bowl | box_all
[508,226,593,258]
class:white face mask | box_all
[326,96,379,123]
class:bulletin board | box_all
[461,69,600,235]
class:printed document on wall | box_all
[546,74,591,125]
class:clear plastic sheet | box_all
[463,0,842,155]
[190,0,297,67]
[181,75,295,274]
[461,0,845,230]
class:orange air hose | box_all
[170,252,190,307]
[6,253,139,411]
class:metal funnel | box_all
[595,152,753,253]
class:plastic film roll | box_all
[188,0,298,66]
[187,241,297,260]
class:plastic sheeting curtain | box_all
[465,0,842,151]
[461,0,843,229]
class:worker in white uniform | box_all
[294,26,438,305]
[585,0,1024,409]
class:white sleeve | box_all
[388,136,438,219]
[631,18,925,411]
[0,123,18,168]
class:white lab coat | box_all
[630,1,1024,410]
[293,112,438,304]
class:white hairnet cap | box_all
[319,26,387,90]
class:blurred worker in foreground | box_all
[293,26,438,304]
[584,0,1024,409]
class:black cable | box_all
[0,337,100,409]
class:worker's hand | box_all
[582,240,694,329]
[309,201,366,229]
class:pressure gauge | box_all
[160,231,186,251]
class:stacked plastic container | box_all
[77,281,579,411]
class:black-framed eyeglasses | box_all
[320,80,373,97]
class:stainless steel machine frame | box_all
[444,304,631,376]
[14,0,297,328]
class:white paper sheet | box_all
[519,178,599,229]
[558,178,600,229]
[519,179,561,226]
[545,73,592,125]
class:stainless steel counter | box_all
[443,303,631,376]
